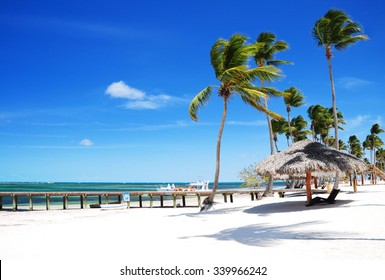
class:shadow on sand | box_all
[181,220,385,247]
[243,199,354,216]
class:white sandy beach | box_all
[1,183,385,279]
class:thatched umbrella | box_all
[255,139,367,205]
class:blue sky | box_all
[1,0,384,182]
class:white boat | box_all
[156,183,176,191]
[189,180,210,191]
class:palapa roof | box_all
[255,139,367,176]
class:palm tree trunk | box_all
[327,55,339,150]
[287,109,293,144]
[326,49,340,189]
[209,97,228,202]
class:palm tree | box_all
[348,135,364,158]
[312,9,368,150]
[271,118,288,152]
[283,87,305,144]
[370,123,384,166]
[290,115,310,142]
[253,32,291,196]
[189,34,281,209]
[376,148,385,171]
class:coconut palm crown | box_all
[312,9,368,150]
[189,34,282,207]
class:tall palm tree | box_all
[189,34,281,209]
[312,9,368,150]
[283,87,305,144]
[253,32,291,196]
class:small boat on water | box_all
[156,183,176,191]
[157,181,210,192]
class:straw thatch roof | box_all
[255,139,367,176]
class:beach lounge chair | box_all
[307,188,340,206]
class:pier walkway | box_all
[0,188,327,211]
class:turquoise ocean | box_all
[0,181,286,209]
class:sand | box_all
[1,183,385,279]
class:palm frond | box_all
[267,59,293,66]
[210,38,228,78]
[188,86,213,122]
[248,65,282,83]
[240,94,283,120]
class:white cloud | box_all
[337,76,372,90]
[106,81,187,110]
[80,138,94,146]
[124,94,173,110]
[105,81,145,100]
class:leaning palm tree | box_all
[283,87,305,144]
[189,34,281,210]
[253,32,291,196]
[312,9,368,150]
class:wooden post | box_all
[160,195,164,207]
[172,195,177,208]
[361,172,365,185]
[12,195,17,211]
[353,177,357,193]
[182,195,186,207]
[84,194,88,208]
[250,193,254,201]
[80,195,84,209]
[223,194,228,203]
[0,196,2,210]
[118,195,121,204]
[98,195,102,205]
[305,171,312,206]
[29,195,33,211]
[230,194,233,203]
[105,194,109,204]
[63,195,67,210]
[149,194,153,208]
[139,195,143,208]
[314,177,318,189]
[46,195,50,210]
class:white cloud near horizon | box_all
[105,81,186,110]
[337,76,372,90]
[80,138,94,146]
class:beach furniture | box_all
[307,188,340,206]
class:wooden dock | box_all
[0,188,327,211]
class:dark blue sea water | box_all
[0,181,286,209]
